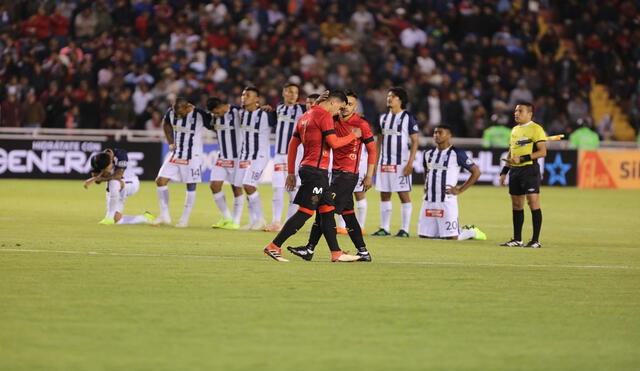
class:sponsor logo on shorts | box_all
[215,159,235,168]
[425,209,444,218]
[381,164,397,173]
[239,160,251,169]
[170,158,189,165]
[527,188,535,192]
[312,187,323,194]
[274,163,287,172]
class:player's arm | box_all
[447,165,480,195]
[321,114,360,148]
[285,133,301,191]
[403,133,419,176]
[362,139,376,191]
[500,148,510,186]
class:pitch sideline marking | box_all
[1,248,639,270]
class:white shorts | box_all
[234,155,268,188]
[375,161,412,192]
[106,178,139,212]
[158,155,202,184]
[418,198,459,238]
[209,157,237,184]
[271,153,301,188]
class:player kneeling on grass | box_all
[83,149,153,225]
[418,125,486,240]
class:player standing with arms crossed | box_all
[287,89,376,261]
[263,91,362,262]
[265,83,306,232]
[372,87,419,238]
[500,102,547,248]
[153,97,213,227]
[206,97,244,230]
[418,125,486,240]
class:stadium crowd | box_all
[0,0,638,139]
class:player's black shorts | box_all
[509,163,541,195]
[328,170,359,214]
[294,165,333,210]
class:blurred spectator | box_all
[570,120,600,149]
[1,93,22,127]
[597,114,614,141]
[21,91,46,127]
[74,7,97,39]
[110,89,135,128]
[567,95,590,123]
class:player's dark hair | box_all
[283,83,299,90]
[344,89,358,99]
[307,93,320,100]
[327,90,348,103]
[207,97,222,111]
[90,152,111,173]
[174,96,189,108]
[389,87,408,109]
[435,124,453,134]
[516,101,534,113]
[243,86,260,96]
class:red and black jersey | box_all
[292,105,336,170]
[332,114,376,174]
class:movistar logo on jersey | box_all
[382,128,401,136]
[172,125,195,133]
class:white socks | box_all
[117,215,148,224]
[157,185,170,219]
[272,187,284,224]
[180,190,196,224]
[401,202,412,233]
[106,180,122,219]
[247,192,263,224]
[213,191,231,219]
[287,190,298,218]
[458,228,477,241]
[356,199,367,229]
[380,200,392,231]
[232,195,244,224]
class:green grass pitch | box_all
[1,179,639,371]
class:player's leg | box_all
[286,185,299,219]
[268,156,287,231]
[99,180,121,224]
[286,212,322,261]
[397,190,412,237]
[418,200,441,238]
[374,191,392,236]
[209,162,232,227]
[229,185,244,229]
[243,159,267,230]
[342,210,371,261]
[115,179,153,225]
[336,212,347,234]
[354,191,367,233]
[525,193,542,247]
[154,159,177,225]
[176,159,202,228]
[318,205,359,262]
[501,169,526,246]
[176,183,196,228]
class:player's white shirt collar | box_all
[435,145,453,152]
[518,121,533,127]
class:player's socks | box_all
[513,209,524,241]
[272,210,313,247]
[247,192,263,224]
[458,228,477,240]
[117,215,149,224]
[343,213,367,252]
[179,190,196,225]
[105,180,122,219]
[213,191,231,219]
[531,209,542,242]
[401,202,412,234]
[356,199,368,229]
[320,211,341,252]
[157,185,170,219]
[307,213,323,249]
[232,195,244,224]
[272,187,284,224]
[286,190,298,219]
[380,200,392,232]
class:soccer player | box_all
[305,93,320,110]
[154,97,213,227]
[417,125,486,240]
[236,86,271,230]
[262,90,362,262]
[499,102,547,248]
[265,83,307,232]
[373,87,419,237]
[206,97,244,230]
[287,89,376,261]
[83,149,153,225]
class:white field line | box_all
[1,248,639,271]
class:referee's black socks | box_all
[513,209,524,241]
[531,209,542,242]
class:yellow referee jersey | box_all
[509,121,546,167]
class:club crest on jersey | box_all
[349,153,357,160]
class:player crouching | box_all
[84,149,153,225]
[418,125,486,241]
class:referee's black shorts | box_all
[294,165,333,210]
[509,163,541,195]
[328,170,359,214]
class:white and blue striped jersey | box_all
[275,103,306,155]
[379,110,419,165]
[423,146,475,202]
[163,107,213,161]
[213,105,242,160]
[112,148,136,181]
[239,108,271,160]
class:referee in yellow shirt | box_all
[499,102,547,248]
